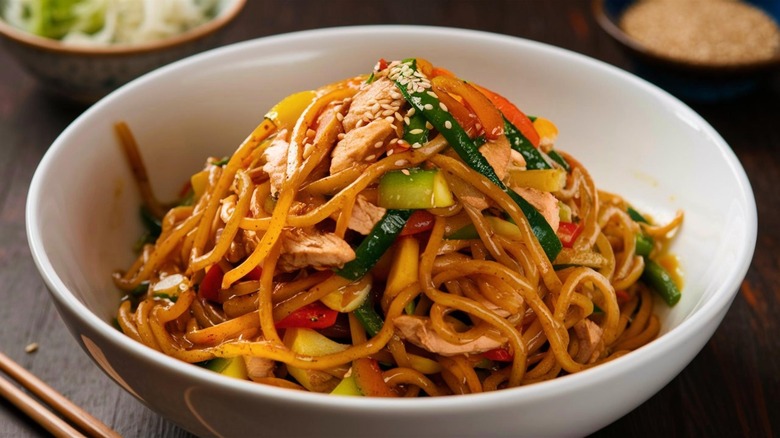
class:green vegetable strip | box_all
[635,234,654,257]
[547,150,571,172]
[403,112,429,147]
[642,259,681,306]
[353,300,384,338]
[335,209,413,281]
[140,206,162,238]
[627,206,649,224]
[504,118,550,170]
[392,61,562,261]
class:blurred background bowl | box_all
[25,26,756,437]
[0,0,245,104]
[593,0,780,101]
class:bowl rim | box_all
[0,0,246,56]
[591,0,780,73]
[26,24,758,411]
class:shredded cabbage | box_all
[1,0,219,45]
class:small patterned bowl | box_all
[0,0,246,104]
[593,0,780,101]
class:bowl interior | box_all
[27,25,757,436]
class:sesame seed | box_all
[412,142,422,149]
[426,91,438,98]
[336,113,344,121]
[423,103,434,110]
[374,141,384,148]
[407,107,416,116]
[439,102,448,112]
[401,169,411,175]
[404,116,411,125]
[395,112,404,122]
[425,121,433,130]
[394,159,408,166]
[365,154,376,161]
[409,128,424,135]
[25,343,38,353]
[445,120,453,129]
[387,149,395,156]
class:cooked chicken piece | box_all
[393,315,505,357]
[289,193,326,217]
[511,186,560,232]
[261,130,290,196]
[219,195,237,224]
[509,149,527,169]
[249,186,266,218]
[479,135,511,181]
[243,356,276,381]
[277,228,356,272]
[304,107,344,160]
[342,77,403,132]
[446,171,490,211]
[573,319,604,364]
[347,194,386,235]
[479,298,513,318]
[330,118,395,174]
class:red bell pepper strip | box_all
[199,265,262,302]
[482,347,514,362]
[431,83,480,138]
[275,302,338,329]
[198,265,224,302]
[432,76,505,140]
[241,266,263,282]
[430,66,456,78]
[352,358,398,397]
[399,210,435,236]
[471,83,540,148]
[557,221,583,248]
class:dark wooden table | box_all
[1,1,777,437]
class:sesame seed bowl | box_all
[27,25,756,437]
[593,0,780,101]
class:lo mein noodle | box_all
[112,58,683,396]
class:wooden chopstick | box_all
[0,351,121,438]
[0,374,87,438]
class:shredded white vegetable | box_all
[2,0,220,45]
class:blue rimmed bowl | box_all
[593,0,780,101]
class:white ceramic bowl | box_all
[26,26,757,437]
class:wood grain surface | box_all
[1,1,777,437]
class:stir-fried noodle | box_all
[113,58,683,396]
